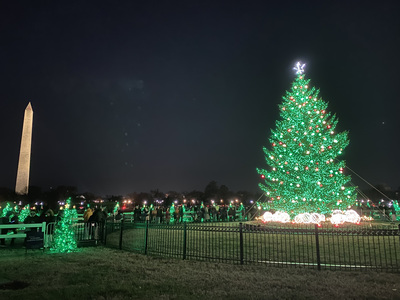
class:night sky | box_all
[1,1,399,196]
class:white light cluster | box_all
[361,215,374,221]
[260,210,361,225]
[261,211,291,223]
[330,210,361,225]
[293,62,305,74]
[294,213,325,224]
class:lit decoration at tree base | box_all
[294,213,325,224]
[361,215,374,221]
[260,209,361,225]
[329,209,361,225]
[261,211,291,223]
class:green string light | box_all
[51,198,78,253]
[18,204,30,223]
[114,202,120,214]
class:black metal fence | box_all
[45,222,104,248]
[102,220,400,272]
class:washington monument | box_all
[15,102,33,195]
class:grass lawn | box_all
[1,246,400,300]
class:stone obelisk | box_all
[15,102,33,195]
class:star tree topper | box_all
[293,62,305,74]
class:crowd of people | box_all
[0,202,252,246]
[118,202,249,224]
[0,207,56,246]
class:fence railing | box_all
[45,222,104,248]
[0,222,46,240]
[103,220,400,272]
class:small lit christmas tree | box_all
[18,204,30,223]
[51,198,78,253]
[257,62,356,218]
[392,200,400,221]
[0,202,13,218]
[113,202,120,215]
[169,203,175,224]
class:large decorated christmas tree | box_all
[257,62,356,219]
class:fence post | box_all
[103,220,107,246]
[183,222,187,260]
[119,219,124,250]
[314,224,321,271]
[398,224,400,246]
[239,223,244,265]
[144,220,149,255]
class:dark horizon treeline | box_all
[0,181,261,209]
[0,181,399,210]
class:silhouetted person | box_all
[25,211,40,232]
[1,212,18,246]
